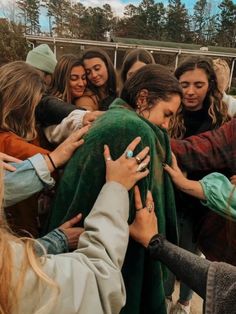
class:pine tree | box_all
[16,0,40,34]
[45,0,70,36]
[0,20,29,63]
[165,0,191,43]
[217,0,236,47]
[138,0,166,40]
[192,0,208,44]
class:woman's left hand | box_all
[129,186,158,247]
[104,137,150,190]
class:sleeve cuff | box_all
[28,154,55,188]
[36,228,69,255]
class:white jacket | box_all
[223,92,236,117]
[44,110,88,144]
[13,182,129,314]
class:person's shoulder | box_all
[95,107,154,138]
[0,131,21,141]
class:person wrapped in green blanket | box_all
[47,64,183,314]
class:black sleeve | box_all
[148,234,210,299]
[36,96,76,127]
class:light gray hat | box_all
[26,44,57,74]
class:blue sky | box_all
[1,0,234,32]
[79,0,221,14]
[38,0,222,31]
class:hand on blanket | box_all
[104,137,150,190]
[83,111,104,126]
[59,213,84,250]
[46,125,89,171]
[130,186,157,247]
[163,152,188,188]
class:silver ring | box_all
[125,150,133,159]
[135,156,141,164]
[136,162,147,172]
[106,157,112,161]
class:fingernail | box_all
[162,162,166,167]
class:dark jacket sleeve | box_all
[148,234,210,299]
[36,96,76,127]
[171,119,236,174]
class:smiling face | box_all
[69,65,87,99]
[83,57,108,88]
[137,92,181,128]
[179,68,209,111]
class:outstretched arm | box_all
[163,153,205,200]
[171,119,236,173]
[130,187,210,299]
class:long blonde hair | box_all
[169,56,230,139]
[0,61,45,141]
[0,163,58,314]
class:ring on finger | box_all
[147,203,153,213]
[135,156,141,164]
[106,157,112,161]
[136,162,147,172]
[125,150,133,159]
[136,207,143,211]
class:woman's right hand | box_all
[104,137,150,190]
[129,186,157,247]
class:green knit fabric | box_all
[48,98,178,314]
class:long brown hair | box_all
[49,54,84,104]
[0,61,45,141]
[169,56,230,139]
[120,64,183,109]
[0,162,58,313]
[82,48,117,99]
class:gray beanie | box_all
[26,44,57,74]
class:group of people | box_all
[0,43,236,314]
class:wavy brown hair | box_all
[49,54,84,104]
[0,61,45,141]
[120,64,183,109]
[169,56,230,139]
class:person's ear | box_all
[136,89,149,109]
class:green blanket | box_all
[48,98,178,314]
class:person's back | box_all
[47,98,178,314]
